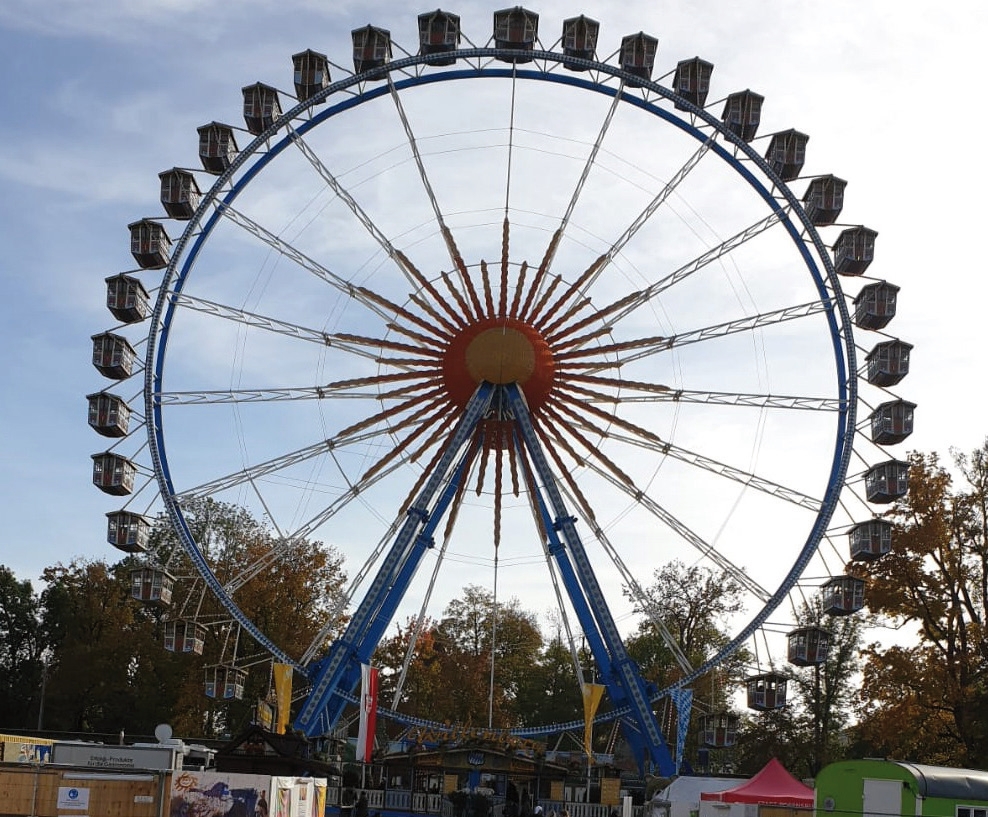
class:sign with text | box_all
[52,742,179,771]
[57,786,90,809]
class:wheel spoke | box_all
[212,200,400,325]
[531,135,718,329]
[580,456,772,602]
[558,299,831,372]
[170,291,442,367]
[547,390,822,511]
[385,73,481,317]
[156,373,433,406]
[548,207,790,347]
[558,376,843,412]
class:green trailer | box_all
[815,759,988,817]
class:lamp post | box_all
[36,657,49,731]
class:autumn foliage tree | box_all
[853,445,988,766]
[144,498,348,737]
[375,586,543,729]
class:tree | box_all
[853,445,988,766]
[38,558,183,736]
[620,561,748,770]
[514,634,583,729]
[435,585,543,727]
[374,586,543,728]
[144,497,349,737]
[374,616,449,731]
[0,567,45,729]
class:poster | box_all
[170,771,269,817]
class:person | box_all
[560,809,570,817]
[534,807,543,816]
[355,792,369,817]
[254,791,269,817]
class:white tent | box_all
[652,777,740,817]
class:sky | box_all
[1,0,986,682]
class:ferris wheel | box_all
[88,8,912,775]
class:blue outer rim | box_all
[144,48,857,728]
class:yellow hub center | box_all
[464,327,536,384]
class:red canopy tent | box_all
[699,758,813,807]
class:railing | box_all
[344,789,640,817]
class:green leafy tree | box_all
[514,634,583,729]
[0,567,46,729]
[38,558,185,736]
[624,560,747,767]
[374,616,448,731]
[374,586,543,728]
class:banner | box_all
[273,663,294,734]
[356,663,379,762]
[582,683,605,757]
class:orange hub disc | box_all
[442,317,555,413]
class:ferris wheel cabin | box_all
[91,332,137,380]
[699,712,739,748]
[242,83,282,135]
[822,575,866,616]
[418,11,461,65]
[803,175,846,226]
[673,57,714,109]
[869,399,916,446]
[787,626,830,666]
[197,122,239,174]
[205,665,247,700]
[619,32,658,87]
[866,339,912,387]
[494,7,538,62]
[87,391,131,438]
[746,673,788,711]
[128,219,171,270]
[765,129,809,182]
[833,226,878,275]
[849,518,893,561]
[159,169,201,220]
[106,511,151,554]
[164,620,207,655]
[130,567,174,606]
[864,459,910,504]
[854,281,899,330]
[92,452,137,496]
[352,25,392,75]
[561,15,599,67]
[292,49,331,101]
[105,274,150,324]
[721,90,763,142]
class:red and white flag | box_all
[356,663,378,762]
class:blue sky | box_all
[1,1,985,668]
